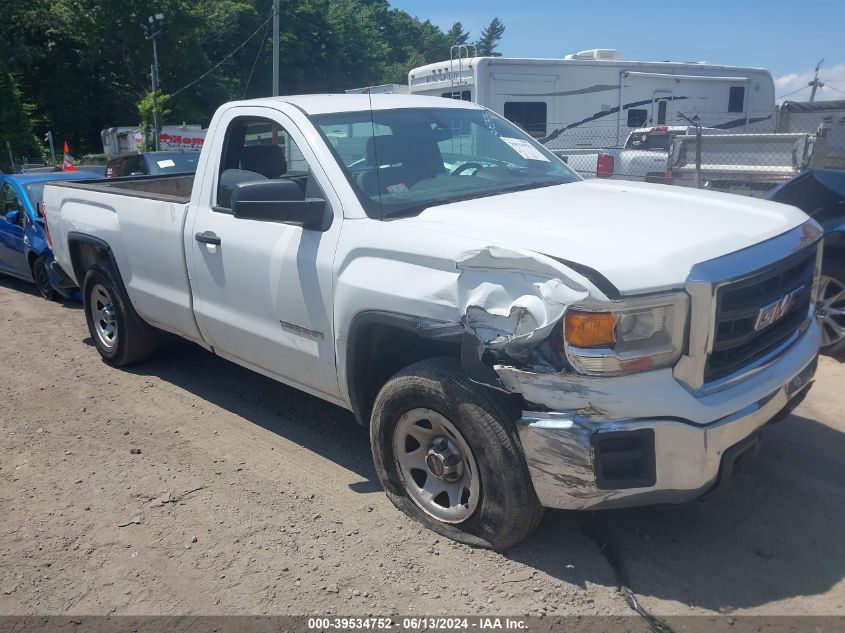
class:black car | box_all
[105,151,200,178]
[767,169,845,357]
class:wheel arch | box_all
[344,311,464,426]
[822,230,845,264]
[67,233,121,286]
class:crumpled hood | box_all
[393,179,810,294]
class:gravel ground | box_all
[1,276,844,618]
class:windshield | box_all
[312,107,578,218]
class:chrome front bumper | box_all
[515,319,820,511]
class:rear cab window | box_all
[626,130,673,151]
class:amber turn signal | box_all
[564,311,617,348]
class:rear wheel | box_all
[817,259,845,358]
[82,264,158,366]
[370,357,544,550]
[32,256,55,301]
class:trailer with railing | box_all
[665,126,845,196]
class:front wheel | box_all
[818,259,845,358]
[370,357,543,550]
[82,264,158,367]
[32,256,55,301]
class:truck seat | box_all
[358,135,409,197]
[240,144,287,179]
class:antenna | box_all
[366,89,385,219]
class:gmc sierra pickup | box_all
[44,95,823,550]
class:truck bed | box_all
[47,173,194,203]
[43,172,202,344]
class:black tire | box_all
[82,263,158,367]
[370,357,544,551]
[819,258,845,359]
[31,256,55,301]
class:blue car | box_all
[0,171,95,300]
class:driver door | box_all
[0,182,29,278]
[187,106,344,400]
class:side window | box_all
[113,157,131,177]
[0,184,25,225]
[503,102,547,138]
[728,86,745,113]
[105,159,119,177]
[627,108,648,128]
[441,90,471,101]
[216,116,314,211]
[115,158,128,177]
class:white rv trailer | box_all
[407,49,776,149]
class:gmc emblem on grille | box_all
[754,286,805,332]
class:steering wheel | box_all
[450,162,485,177]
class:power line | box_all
[776,85,810,100]
[823,84,845,96]
[242,18,271,98]
[170,12,273,98]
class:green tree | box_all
[137,90,172,151]
[447,22,470,46]
[0,0,456,153]
[0,68,41,170]
[476,17,505,56]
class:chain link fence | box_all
[535,117,845,198]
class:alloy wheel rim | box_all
[393,408,480,524]
[90,283,118,350]
[817,275,845,349]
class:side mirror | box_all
[4,210,20,224]
[231,179,328,230]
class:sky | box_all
[390,0,845,103]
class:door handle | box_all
[195,231,221,246]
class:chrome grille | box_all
[704,249,816,383]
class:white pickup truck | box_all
[45,95,823,550]
[554,126,707,180]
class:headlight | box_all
[563,293,688,375]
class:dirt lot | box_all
[1,275,844,619]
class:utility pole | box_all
[272,0,280,96]
[150,65,160,151]
[808,59,825,103]
[143,13,165,151]
[677,111,703,188]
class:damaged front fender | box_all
[456,246,591,378]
